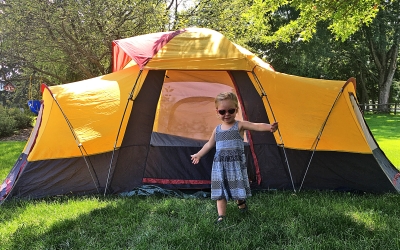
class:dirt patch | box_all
[0,128,33,142]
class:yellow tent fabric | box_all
[256,68,372,153]
[126,28,260,71]
[29,28,374,161]
[28,66,148,161]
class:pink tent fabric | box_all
[112,29,186,71]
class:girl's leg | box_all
[215,199,227,223]
[217,199,227,216]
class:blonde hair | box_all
[215,92,239,108]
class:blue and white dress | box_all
[211,121,251,200]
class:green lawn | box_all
[364,114,400,168]
[0,141,26,180]
[0,114,399,249]
[1,190,400,249]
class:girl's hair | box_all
[215,92,239,108]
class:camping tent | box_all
[1,28,399,202]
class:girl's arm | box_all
[191,128,216,164]
[239,121,278,133]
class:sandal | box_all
[237,200,248,213]
[215,215,225,224]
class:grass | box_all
[0,142,26,179]
[1,192,400,249]
[364,114,400,167]
[0,114,399,249]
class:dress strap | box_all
[233,120,239,130]
[215,124,221,134]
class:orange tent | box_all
[1,28,398,202]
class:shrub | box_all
[0,107,16,137]
[0,106,33,137]
[7,108,33,129]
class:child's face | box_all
[216,99,237,124]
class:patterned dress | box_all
[211,121,251,201]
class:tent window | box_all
[153,70,246,141]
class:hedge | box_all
[0,106,33,137]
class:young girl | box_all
[191,92,278,224]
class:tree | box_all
[0,0,171,86]
[243,0,380,43]
[0,63,22,107]
[174,0,258,46]
[362,0,399,109]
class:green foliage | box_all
[391,80,400,103]
[0,106,33,137]
[362,0,400,105]
[243,0,380,43]
[180,0,382,45]
[0,113,16,137]
[0,0,171,85]
[6,108,33,129]
[177,0,256,46]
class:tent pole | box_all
[251,69,296,192]
[104,69,143,196]
[48,91,101,194]
[298,87,345,192]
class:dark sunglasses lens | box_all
[228,109,236,114]
[218,109,235,115]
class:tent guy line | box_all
[104,69,144,196]
[47,85,101,194]
[251,69,296,192]
[299,80,348,192]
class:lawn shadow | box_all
[6,196,156,249]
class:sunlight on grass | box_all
[364,114,400,168]
[372,139,400,168]
[346,210,388,232]
[0,142,26,181]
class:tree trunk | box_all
[358,70,369,105]
[377,43,399,112]
[364,1,400,112]
[365,32,399,112]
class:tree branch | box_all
[166,0,174,11]
[364,27,383,72]
[60,21,106,75]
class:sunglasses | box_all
[217,109,236,115]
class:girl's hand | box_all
[191,154,200,164]
[270,122,278,133]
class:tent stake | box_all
[251,69,296,192]
[104,70,143,196]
